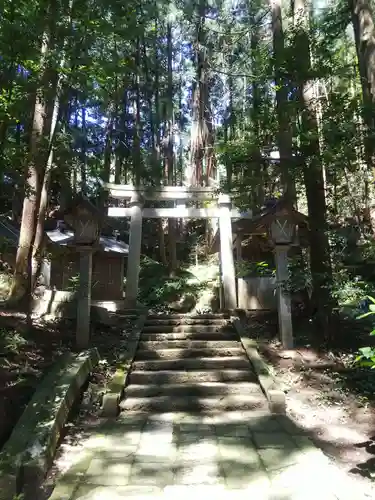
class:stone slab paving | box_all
[48,412,373,500]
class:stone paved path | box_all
[48,410,372,500]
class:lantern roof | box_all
[62,194,104,223]
[232,197,308,236]
[209,197,309,254]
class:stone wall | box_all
[237,276,277,310]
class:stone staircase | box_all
[120,313,269,414]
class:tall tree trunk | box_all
[31,72,63,288]
[293,0,335,340]
[350,0,375,228]
[225,18,235,189]
[190,0,213,186]
[250,10,265,208]
[153,27,167,264]
[271,0,296,206]
[165,23,178,274]
[8,17,54,302]
[133,37,142,185]
[80,106,87,192]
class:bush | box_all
[355,295,375,368]
[138,257,206,308]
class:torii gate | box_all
[104,183,253,310]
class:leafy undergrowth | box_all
[139,255,220,313]
[0,312,72,449]
[244,312,375,490]
[81,317,139,410]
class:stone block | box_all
[101,393,120,417]
[252,432,297,450]
[215,423,251,438]
[175,462,223,485]
[257,447,300,471]
[220,461,269,489]
[84,458,132,486]
[177,440,219,461]
[129,462,174,486]
[217,441,260,465]
[47,475,83,500]
[73,484,163,500]
[268,389,286,414]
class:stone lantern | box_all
[64,196,103,350]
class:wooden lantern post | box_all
[268,210,295,349]
[64,197,102,350]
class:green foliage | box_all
[284,254,312,295]
[235,260,275,278]
[332,270,375,306]
[0,328,27,355]
[138,256,207,308]
[67,274,80,292]
[355,296,375,368]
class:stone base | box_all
[32,290,127,320]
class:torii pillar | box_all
[125,192,143,308]
[218,194,237,310]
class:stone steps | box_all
[128,369,257,384]
[147,313,230,320]
[117,409,272,422]
[142,325,233,334]
[124,382,262,398]
[144,318,228,326]
[141,331,237,341]
[135,347,245,360]
[131,356,251,371]
[121,313,267,416]
[138,340,240,349]
[120,394,268,413]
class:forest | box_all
[1,0,375,337]
[2,0,375,493]
[2,0,375,333]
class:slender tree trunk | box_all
[165,23,178,274]
[80,106,87,191]
[225,18,235,189]
[293,0,335,340]
[32,18,72,287]
[190,0,212,186]
[8,19,54,302]
[133,37,142,185]
[250,11,264,208]
[153,26,167,263]
[350,0,375,228]
[31,80,62,288]
[271,0,296,205]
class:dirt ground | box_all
[245,312,375,493]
